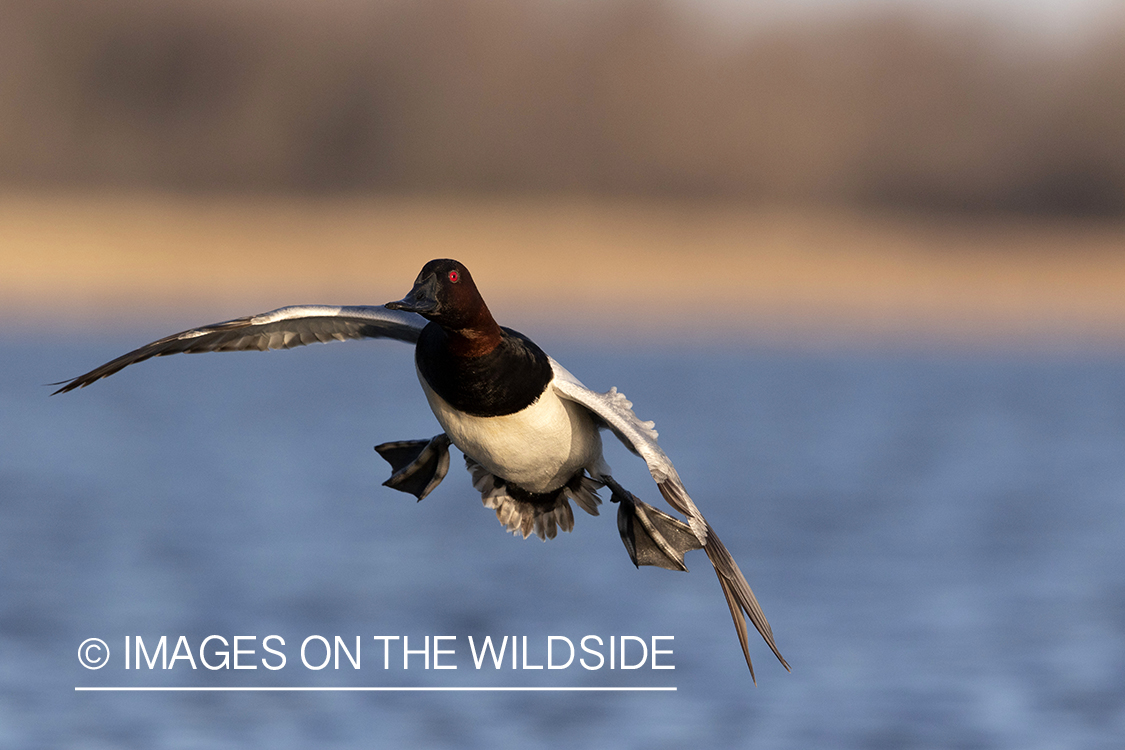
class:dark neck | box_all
[444,305,504,358]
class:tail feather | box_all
[465,458,598,541]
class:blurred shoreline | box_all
[4,1,1125,351]
[4,190,1125,350]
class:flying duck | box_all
[54,258,789,680]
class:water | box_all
[2,332,1124,748]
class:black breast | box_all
[415,325,553,417]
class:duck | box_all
[53,258,789,680]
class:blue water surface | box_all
[2,331,1123,748]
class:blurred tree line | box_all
[1,0,1123,215]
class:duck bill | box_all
[385,275,439,315]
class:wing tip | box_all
[47,378,83,396]
[707,528,790,681]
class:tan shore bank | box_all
[3,191,1125,348]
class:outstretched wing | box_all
[549,357,789,682]
[52,305,426,394]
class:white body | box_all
[419,371,604,494]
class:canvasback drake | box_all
[54,258,788,680]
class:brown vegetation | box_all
[1,0,1123,215]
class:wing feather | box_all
[52,305,425,394]
[549,357,789,680]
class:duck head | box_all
[386,260,502,351]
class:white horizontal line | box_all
[76,686,675,692]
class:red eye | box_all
[448,270,460,283]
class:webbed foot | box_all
[374,434,452,501]
[604,476,703,571]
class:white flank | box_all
[419,373,603,495]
